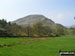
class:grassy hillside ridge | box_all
[0,35,75,56]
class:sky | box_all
[0,0,75,26]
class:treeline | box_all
[0,19,73,37]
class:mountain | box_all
[70,25,75,28]
[13,15,56,28]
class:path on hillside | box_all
[0,38,51,48]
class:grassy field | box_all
[0,38,36,45]
[0,35,75,56]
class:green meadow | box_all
[0,35,75,56]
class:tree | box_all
[33,22,54,37]
[0,19,7,28]
[24,26,33,37]
[33,22,44,37]
[70,28,75,35]
[55,24,67,36]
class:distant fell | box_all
[13,15,55,27]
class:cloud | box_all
[55,13,64,19]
